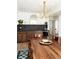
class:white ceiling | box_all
[17,0,60,14]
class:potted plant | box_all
[18,19,23,25]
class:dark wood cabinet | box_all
[17,31,43,43]
[17,32,27,43]
[17,32,35,43]
[17,25,46,43]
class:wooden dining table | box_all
[31,39,61,59]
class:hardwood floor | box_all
[17,39,61,59]
[17,43,28,51]
[31,39,61,59]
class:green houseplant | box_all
[18,19,23,25]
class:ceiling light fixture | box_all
[41,0,49,20]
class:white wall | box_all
[17,11,49,25]
[55,15,61,37]
[58,15,61,37]
[17,11,33,24]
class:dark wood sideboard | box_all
[17,32,26,43]
[17,25,48,43]
[17,24,48,43]
[17,31,36,43]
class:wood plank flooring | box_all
[17,43,28,51]
[31,39,61,59]
[17,39,61,59]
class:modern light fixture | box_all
[43,0,46,18]
[30,0,49,20]
[34,0,48,19]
